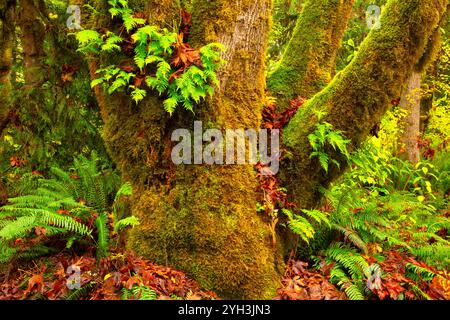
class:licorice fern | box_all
[75,0,225,114]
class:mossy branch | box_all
[282,0,449,210]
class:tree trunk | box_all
[88,0,282,299]
[268,0,355,109]
[282,0,449,210]
[398,71,422,164]
[18,0,45,88]
[0,0,15,134]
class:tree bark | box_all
[0,0,15,135]
[268,0,355,109]
[398,72,422,164]
[282,0,449,210]
[18,0,45,88]
[88,0,282,299]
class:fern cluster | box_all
[75,0,224,114]
[308,112,351,173]
[0,153,138,263]
[121,285,158,300]
[282,208,330,244]
[325,243,371,300]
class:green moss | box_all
[282,0,449,211]
[267,0,355,110]
[128,165,284,299]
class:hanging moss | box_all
[281,0,449,212]
[267,0,355,109]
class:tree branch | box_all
[282,0,449,209]
[268,0,355,110]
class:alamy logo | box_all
[366,5,381,30]
[66,5,81,30]
[171,121,280,175]
[66,265,81,289]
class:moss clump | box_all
[267,0,355,110]
[128,165,284,299]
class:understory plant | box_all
[0,153,139,263]
[75,0,225,114]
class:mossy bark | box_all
[88,0,282,299]
[282,0,449,210]
[267,0,355,109]
[398,72,421,164]
[18,0,45,88]
[0,0,15,134]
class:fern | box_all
[66,281,96,300]
[95,213,109,260]
[326,243,370,300]
[309,119,351,173]
[74,0,224,115]
[0,153,121,264]
[122,285,158,300]
[283,208,329,244]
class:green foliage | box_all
[0,154,138,264]
[326,243,370,300]
[121,285,158,300]
[66,281,97,300]
[95,213,109,259]
[424,32,450,149]
[308,114,351,173]
[283,208,330,244]
[75,0,225,114]
[266,0,300,70]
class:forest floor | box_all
[1,247,448,300]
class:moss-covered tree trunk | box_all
[87,0,282,299]
[282,0,449,210]
[398,71,421,164]
[0,0,15,135]
[18,0,45,88]
[268,0,355,109]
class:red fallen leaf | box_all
[119,65,135,73]
[14,238,24,246]
[23,271,45,296]
[61,64,78,83]
[10,156,27,168]
[134,75,145,87]
[57,209,70,215]
[70,173,80,180]
[179,9,192,42]
[423,148,435,160]
[124,276,141,290]
[35,226,47,236]
[352,207,364,214]
[171,33,201,73]
[391,97,401,106]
